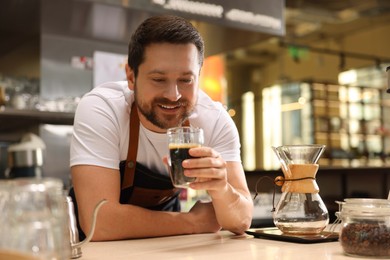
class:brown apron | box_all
[119,103,181,208]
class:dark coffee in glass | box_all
[169,143,201,188]
[167,127,204,188]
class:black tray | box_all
[245,227,339,244]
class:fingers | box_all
[181,147,228,191]
[162,156,169,165]
[162,156,171,170]
[188,146,220,159]
[183,159,227,190]
[183,157,225,170]
[183,147,226,169]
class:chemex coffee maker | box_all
[272,144,329,235]
[5,133,46,179]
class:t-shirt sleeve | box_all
[208,108,242,163]
[70,94,122,169]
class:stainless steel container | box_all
[5,133,46,178]
[8,148,44,168]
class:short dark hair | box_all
[128,15,204,78]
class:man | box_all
[70,15,253,241]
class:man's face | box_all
[127,43,201,132]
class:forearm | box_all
[210,185,253,235]
[82,201,195,241]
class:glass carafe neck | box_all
[279,163,319,193]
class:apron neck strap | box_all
[182,120,190,126]
[122,103,140,189]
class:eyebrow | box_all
[147,70,195,76]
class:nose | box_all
[164,84,182,101]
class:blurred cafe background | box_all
[1,0,390,226]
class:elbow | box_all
[221,213,252,235]
[79,213,111,242]
[90,227,110,242]
[232,200,253,235]
[229,216,252,235]
[226,203,253,235]
[80,220,111,242]
[78,200,113,241]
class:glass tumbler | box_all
[167,127,204,188]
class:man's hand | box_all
[182,147,228,198]
[181,146,253,235]
[163,146,253,235]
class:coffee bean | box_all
[340,223,390,257]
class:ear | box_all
[125,63,135,90]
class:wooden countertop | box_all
[80,230,378,260]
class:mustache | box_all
[154,98,188,106]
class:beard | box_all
[134,88,195,129]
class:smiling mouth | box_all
[159,103,183,110]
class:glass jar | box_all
[337,198,390,258]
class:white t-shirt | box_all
[70,81,241,176]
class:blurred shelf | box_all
[0,107,74,132]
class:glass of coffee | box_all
[167,127,204,188]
